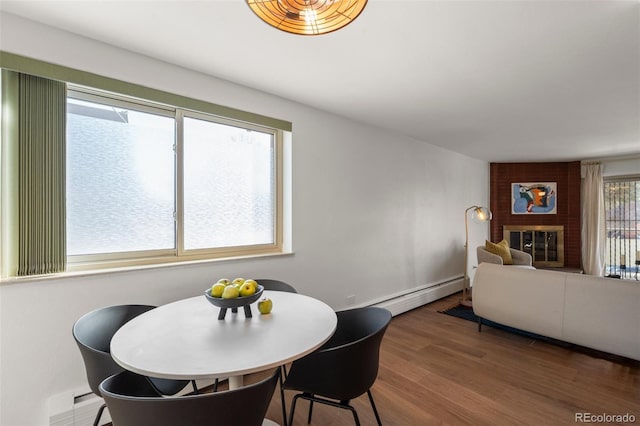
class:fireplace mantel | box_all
[503,225,565,268]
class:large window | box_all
[66,88,281,269]
[604,178,639,279]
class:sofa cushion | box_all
[485,240,513,265]
[563,274,640,360]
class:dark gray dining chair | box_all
[100,368,280,426]
[256,279,298,294]
[283,307,392,426]
[72,305,196,426]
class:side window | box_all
[604,178,640,279]
[66,88,281,269]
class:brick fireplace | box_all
[489,161,581,269]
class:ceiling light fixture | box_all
[246,0,368,36]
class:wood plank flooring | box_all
[251,293,640,426]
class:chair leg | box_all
[191,380,199,394]
[307,398,314,424]
[290,392,368,426]
[213,378,219,392]
[279,367,288,426]
[93,403,106,426]
[367,389,382,426]
[478,316,483,332]
[345,403,361,426]
[288,393,302,426]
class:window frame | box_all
[66,86,284,272]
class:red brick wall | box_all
[489,162,581,268]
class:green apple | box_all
[258,298,273,314]
[210,283,226,298]
[221,285,240,299]
[217,278,230,286]
[239,281,257,297]
[232,278,245,286]
[244,279,258,287]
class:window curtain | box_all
[14,72,67,275]
[581,163,605,276]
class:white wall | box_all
[601,156,640,177]
[0,13,489,425]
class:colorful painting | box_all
[512,182,557,214]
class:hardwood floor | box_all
[252,293,639,426]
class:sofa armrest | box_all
[510,248,532,266]
[476,246,504,265]
[472,263,565,339]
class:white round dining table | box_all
[111,290,337,390]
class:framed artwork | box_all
[512,182,557,214]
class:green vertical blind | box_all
[16,73,67,275]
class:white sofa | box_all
[472,263,640,361]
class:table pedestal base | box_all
[228,375,244,389]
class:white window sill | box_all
[0,251,294,284]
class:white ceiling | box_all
[1,0,639,162]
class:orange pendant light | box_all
[247,0,368,35]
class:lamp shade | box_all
[246,0,368,35]
[470,206,492,223]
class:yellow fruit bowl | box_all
[204,285,264,320]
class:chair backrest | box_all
[285,306,392,401]
[73,305,156,396]
[100,368,280,426]
[255,279,297,293]
[477,245,532,266]
[477,245,507,264]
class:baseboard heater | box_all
[49,390,110,426]
[372,277,463,316]
[49,379,213,426]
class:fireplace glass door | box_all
[503,225,564,268]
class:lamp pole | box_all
[461,206,475,307]
[462,205,492,307]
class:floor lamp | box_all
[462,205,492,307]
